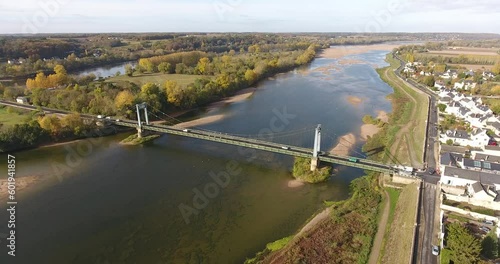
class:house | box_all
[440,152,464,169]
[470,128,491,148]
[483,71,496,80]
[466,113,484,128]
[440,166,500,209]
[441,128,491,148]
[435,80,446,89]
[441,130,471,146]
[487,122,500,135]
[457,107,470,119]
[440,69,459,80]
[16,97,28,104]
[454,80,477,90]
[445,101,462,116]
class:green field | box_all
[0,107,31,131]
[107,73,208,87]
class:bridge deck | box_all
[117,121,395,174]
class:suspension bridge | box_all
[0,100,408,174]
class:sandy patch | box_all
[347,96,363,105]
[338,59,365,65]
[329,133,356,156]
[312,65,340,75]
[0,175,41,202]
[318,44,401,59]
[361,124,380,140]
[377,110,389,123]
[288,179,305,188]
[206,87,257,112]
[172,114,225,129]
[296,207,332,237]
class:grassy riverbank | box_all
[246,52,426,264]
[368,55,428,166]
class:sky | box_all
[0,0,499,34]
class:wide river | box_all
[1,48,395,263]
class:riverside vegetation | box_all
[1,41,319,151]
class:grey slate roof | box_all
[475,153,500,163]
[487,122,500,130]
[459,107,470,116]
[463,158,500,171]
[441,152,464,166]
[441,145,468,154]
[445,130,470,139]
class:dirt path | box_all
[368,176,391,264]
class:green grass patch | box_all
[447,213,470,223]
[107,73,209,88]
[265,236,293,252]
[120,134,160,145]
[292,157,332,183]
[443,199,497,216]
[0,106,32,131]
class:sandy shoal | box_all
[329,133,356,156]
[347,96,363,106]
[318,44,401,59]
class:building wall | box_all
[392,174,419,185]
[444,196,500,211]
[441,175,476,186]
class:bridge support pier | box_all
[310,157,319,171]
[310,124,322,171]
[135,103,149,138]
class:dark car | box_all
[428,168,436,175]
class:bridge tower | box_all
[310,124,322,171]
[135,103,149,138]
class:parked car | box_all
[428,168,436,175]
[97,115,103,119]
[480,226,491,233]
[483,220,495,225]
[432,245,439,256]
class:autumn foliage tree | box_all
[114,90,135,111]
[26,65,68,89]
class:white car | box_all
[432,245,439,256]
[281,146,290,150]
[97,115,103,119]
[183,129,190,132]
[115,119,120,122]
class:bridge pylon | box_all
[135,103,149,138]
[310,124,321,171]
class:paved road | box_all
[418,182,439,264]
